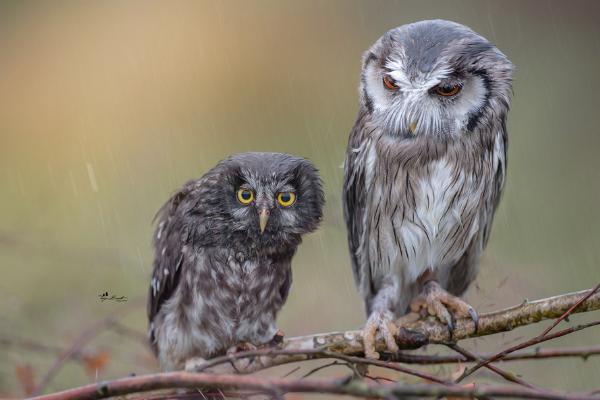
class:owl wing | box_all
[278,263,293,304]
[147,180,199,348]
[343,111,373,299]
[447,129,507,295]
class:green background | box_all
[1,0,599,395]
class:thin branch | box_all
[456,320,600,383]
[188,288,600,375]
[456,285,600,383]
[381,345,600,364]
[299,361,345,379]
[28,288,600,400]
[318,351,451,385]
[446,343,539,389]
[540,284,600,337]
[27,371,600,400]
[31,299,143,396]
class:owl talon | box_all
[269,329,285,346]
[410,280,477,335]
[184,357,207,372]
[446,315,455,334]
[362,310,399,359]
[227,341,258,354]
[468,306,479,332]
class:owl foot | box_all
[410,280,478,335]
[269,329,285,346]
[362,310,399,359]
[224,342,259,372]
[227,341,258,354]
[184,357,207,372]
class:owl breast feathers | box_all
[147,152,324,371]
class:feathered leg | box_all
[362,284,400,359]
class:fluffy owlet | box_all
[343,20,513,358]
[148,152,324,370]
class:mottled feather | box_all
[148,152,324,370]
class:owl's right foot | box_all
[410,280,478,334]
[362,310,399,359]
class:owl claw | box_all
[362,310,399,359]
[184,357,207,372]
[227,341,258,355]
[410,280,478,335]
[269,329,285,346]
[467,305,479,333]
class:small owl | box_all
[343,20,513,358]
[148,152,324,371]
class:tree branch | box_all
[193,287,600,374]
[28,371,600,400]
[27,288,600,400]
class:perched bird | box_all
[148,152,324,371]
[343,20,513,358]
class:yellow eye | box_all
[237,188,254,204]
[435,83,462,97]
[383,75,399,91]
[277,192,296,207]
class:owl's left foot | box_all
[227,341,258,355]
[269,329,285,346]
[362,310,399,359]
[410,280,478,334]
[184,357,207,372]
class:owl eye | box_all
[237,188,254,205]
[383,75,399,91]
[435,83,462,97]
[277,192,296,207]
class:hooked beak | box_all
[259,208,270,234]
[409,121,418,135]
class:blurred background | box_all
[1,0,599,396]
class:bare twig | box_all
[456,285,600,383]
[27,371,600,400]
[318,351,451,385]
[446,343,539,389]
[31,299,143,396]
[456,320,600,383]
[299,361,345,379]
[381,345,600,364]
[540,284,600,337]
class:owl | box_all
[343,20,513,358]
[147,152,324,371]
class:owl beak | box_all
[409,121,418,135]
[259,208,270,234]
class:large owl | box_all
[343,20,513,358]
[148,152,324,371]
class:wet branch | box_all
[191,287,600,374]
[26,287,600,400]
[27,371,600,400]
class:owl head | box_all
[188,152,324,253]
[360,19,513,139]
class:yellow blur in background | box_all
[1,0,599,395]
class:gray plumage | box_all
[148,152,324,371]
[343,20,513,357]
